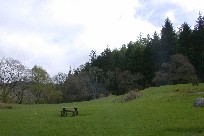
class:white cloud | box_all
[0,29,70,75]
[165,10,176,22]
[45,0,159,50]
[171,0,204,12]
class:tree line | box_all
[0,13,203,104]
[82,13,203,95]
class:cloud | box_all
[136,0,203,28]
[0,0,202,76]
[170,0,203,12]
[0,29,68,74]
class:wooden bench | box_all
[61,107,78,117]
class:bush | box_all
[114,90,141,103]
[153,54,198,86]
[0,103,12,109]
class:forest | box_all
[0,13,204,104]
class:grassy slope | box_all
[0,84,204,136]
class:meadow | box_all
[0,84,204,136]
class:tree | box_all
[52,72,67,84]
[150,32,161,71]
[42,83,62,104]
[160,18,177,63]
[88,66,106,98]
[31,65,52,103]
[152,63,170,86]
[97,46,114,72]
[126,41,136,73]
[142,41,155,85]
[153,54,197,86]
[116,45,127,71]
[31,65,51,84]
[89,49,97,65]
[169,54,197,84]
[191,13,204,81]
[178,22,193,58]
[125,40,146,74]
[116,71,144,95]
[194,12,204,31]
[0,57,31,103]
[63,71,93,102]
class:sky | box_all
[0,0,203,76]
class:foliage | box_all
[0,103,12,109]
[0,61,63,104]
[178,22,193,57]
[42,83,63,103]
[30,66,62,103]
[191,13,204,81]
[169,54,197,83]
[52,72,67,84]
[153,54,197,86]
[0,57,31,103]
[116,71,144,95]
[31,65,51,84]
[160,18,178,63]
[117,90,141,102]
[85,13,204,94]
[63,71,96,102]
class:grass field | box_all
[0,84,204,136]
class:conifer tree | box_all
[178,22,193,58]
[160,18,177,63]
[150,32,161,71]
[192,13,204,81]
[142,41,155,85]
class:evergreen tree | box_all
[150,32,161,71]
[142,41,155,85]
[192,13,204,81]
[160,18,177,63]
[178,22,193,58]
[194,12,204,31]
[112,45,127,71]
[126,41,136,73]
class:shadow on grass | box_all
[166,127,203,134]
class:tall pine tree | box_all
[142,41,155,85]
[178,22,193,58]
[160,18,177,64]
[192,13,204,81]
[150,32,161,71]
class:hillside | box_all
[0,83,204,136]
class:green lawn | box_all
[0,84,204,136]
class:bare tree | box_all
[52,72,67,84]
[0,57,31,103]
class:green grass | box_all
[0,84,204,136]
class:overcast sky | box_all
[0,0,203,76]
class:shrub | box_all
[114,90,141,103]
[153,54,198,86]
[0,103,12,109]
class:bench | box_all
[61,107,78,117]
